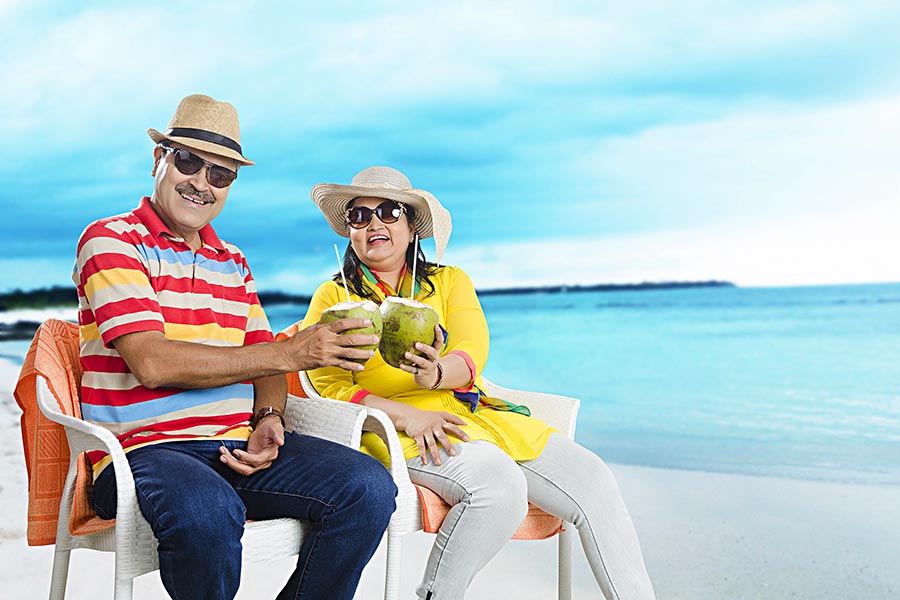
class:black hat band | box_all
[166,127,243,155]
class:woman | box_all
[300,166,656,599]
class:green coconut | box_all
[379,296,439,369]
[319,300,383,365]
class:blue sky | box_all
[2,0,899,293]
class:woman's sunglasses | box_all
[159,145,238,189]
[346,200,406,229]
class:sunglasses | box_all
[159,145,238,189]
[346,200,407,229]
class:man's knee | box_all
[153,487,246,551]
[337,453,398,530]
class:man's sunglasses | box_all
[346,200,407,229]
[159,145,238,189]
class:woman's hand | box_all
[400,325,445,389]
[396,405,469,466]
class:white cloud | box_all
[568,93,900,233]
[447,208,900,289]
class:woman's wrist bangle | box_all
[428,362,445,390]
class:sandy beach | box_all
[2,355,898,599]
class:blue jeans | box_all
[93,432,397,600]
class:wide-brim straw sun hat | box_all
[148,94,254,166]
[311,166,452,262]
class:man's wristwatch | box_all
[250,406,286,430]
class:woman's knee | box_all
[461,444,529,520]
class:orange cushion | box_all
[415,484,564,540]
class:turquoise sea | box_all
[265,283,900,486]
[2,283,896,486]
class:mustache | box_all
[175,183,215,204]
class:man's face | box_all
[150,143,237,241]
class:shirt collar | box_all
[134,196,225,252]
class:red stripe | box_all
[83,251,148,277]
[123,412,251,437]
[154,274,252,302]
[95,296,161,320]
[100,319,165,347]
[81,384,181,407]
[81,354,132,373]
[244,330,274,345]
[350,389,370,404]
[78,307,97,326]
[449,350,477,392]
[160,306,249,330]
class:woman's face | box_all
[347,196,414,271]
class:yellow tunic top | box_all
[301,266,555,463]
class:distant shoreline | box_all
[0,281,736,341]
[0,280,736,312]
[476,280,735,296]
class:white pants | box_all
[407,434,656,599]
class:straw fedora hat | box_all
[148,94,254,165]
[311,166,452,262]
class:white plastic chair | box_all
[300,372,581,600]
[37,379,370,599]
[26,318,371,600]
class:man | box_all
[73,94,395,600]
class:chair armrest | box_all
[284,392,368,449]
[297,373,423,532]
[481,377,580,439]
[360,408,414,489]
[362,407,423,533]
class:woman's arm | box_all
[359,392,469,465]
[401,267,488,391]
[400,325,472,390]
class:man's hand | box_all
[284,317,378,372]
[219,415,285,476]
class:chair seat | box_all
[415,484,564,540]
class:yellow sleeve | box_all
[300,281,370,403]
[442,267,489,375]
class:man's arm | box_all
[112,318,377,390]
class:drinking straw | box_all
[411,233,419,300]
[334,244,351,303]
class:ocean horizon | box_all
[2,282,898,487]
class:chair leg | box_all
[48,549,70,600]
[384,532,402,600]
[113,577,134,600]
[558,523,574,600]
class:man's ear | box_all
[151,146,163,177]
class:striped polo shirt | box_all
[73,197,274,475]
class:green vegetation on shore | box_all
[0,286,77,310]
[1,280,735,311]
